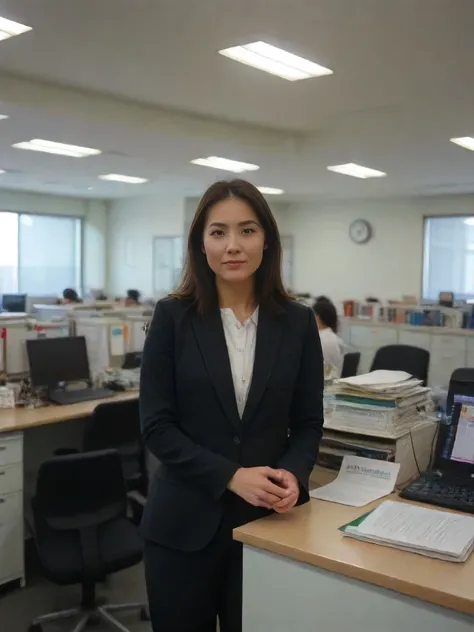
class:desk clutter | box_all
[340,499,474,563]
[325,370,433,438]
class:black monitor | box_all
[435,394,474,478]
[1,293,27,312]
[26,336,91,388]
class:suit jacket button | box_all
[233,436,241,445]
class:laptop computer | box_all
[400,393,474,513]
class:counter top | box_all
[0,391,138,434]
[234,497,474,616]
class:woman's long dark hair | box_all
[173,179,292,314]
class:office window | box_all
[423,216,474,301]
[153,236,183,297]
[0,212,82,296]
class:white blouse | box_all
[318,327,345,378]
[221,307,259,418]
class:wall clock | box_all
[349,219,372,244]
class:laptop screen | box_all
[439,395,474,471]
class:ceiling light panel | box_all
[0,169,6,174]
[191,156,259,173]
[464,218,474,226]
[0,16,32,42]
[0,114,8,121]
[218,41,333,81]
[451,137,474,152]
[13,139,101,158]
[257,187,284,195]
[327,163,386,179]
[99,174,148,184]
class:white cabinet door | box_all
[350,325,397,349]
[399,331,431,351]
[429,335,466,387]
[358,349,374,375]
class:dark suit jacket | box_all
[139,297,324,551]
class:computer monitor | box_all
[1,293,27,313]
[436,394,474,477]
[26,336,91,388]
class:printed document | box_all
[310,455,400,507]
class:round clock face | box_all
[349,219,372,244]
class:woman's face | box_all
[203,197,265,285]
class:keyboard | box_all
[48,387,114,405]
[401,473,474,513]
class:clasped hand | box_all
[228,466,299,514]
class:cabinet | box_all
[344,319,474,388]
[0,433,24,588]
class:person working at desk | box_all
[139,179,324,632]
[62,288,82,304]
[125,289,141,306]
[312,296,345,377]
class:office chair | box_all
[341,352,361,378]
[447,368,474,412]
[29,450,148,632]
[370,344,430,384]
[122,351,142,369]
[84,400,148,522]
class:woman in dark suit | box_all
[140,179,324,632]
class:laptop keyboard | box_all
[401,474,474,513]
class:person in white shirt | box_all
[312,296,345,377]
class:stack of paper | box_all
[340,500,474,562]
[311,455,400,506]
[325,370,432,437]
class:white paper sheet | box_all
[110,326,125,356]
[310,456,400,507]
[358,500,474,557]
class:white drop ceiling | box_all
[0,0,473,200]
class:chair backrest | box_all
[447,368,474,412]
[84,399,141,452]
[122,352,142,369]
[341,352,361,378]
[370,344,430,384]
[84,399,145,485]
[34,449,127,530]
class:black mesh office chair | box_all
[341,352,361,378]
[30,450,148,632]
[84,400,148,522]
[370,345,430,384]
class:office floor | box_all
[0,553,151,632]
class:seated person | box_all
[312,296,345,378]
[62,288,82,304]
[125,289,141,306]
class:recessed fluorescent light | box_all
[191,156,259,173]
[13,139,101,158]
[327,163,387,179]
[257,186,285,195]
[0,114,8,121]
[99,174,148,184]
[450,137,474,152]
[0,16,32,42]
[218,41,333,81]
[464,218,474,226]
[0,169,6,174]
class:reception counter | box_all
[234,497,474,632]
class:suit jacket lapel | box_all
[191,307,241,433]
[242,306,283,425]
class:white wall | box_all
[108,194,184,296]
[0,190,107,294]
[278,194,474,303]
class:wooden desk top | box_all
[234,497,474,616]
[0,391,138,434]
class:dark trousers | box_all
[143,516,243,632]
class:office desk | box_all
[0,391,139,589]
[234,498,474,632]
[0,391,138,434]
